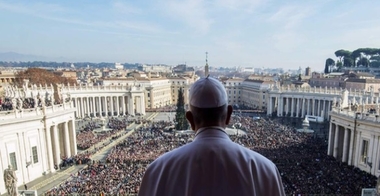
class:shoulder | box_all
[150,142,193,165]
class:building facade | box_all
[329,106,380,176]
[240,79,274,109]
[0,85,76,194]
[222,78,243,106]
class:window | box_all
[9,152,17,170]
[361,140,369,163]
[32,146,38,163]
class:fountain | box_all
[94,117,112,132]
[296,117,314,133]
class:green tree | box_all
[336,61,343,71]
[324,58,335,73]
[174,88,189,130]
[343,57,354,67]
[351,49,362,67]
[335,49,352,67]
[335,49,351,62]
[357,57,370,67]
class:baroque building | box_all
[0,84,76,194]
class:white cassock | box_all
[139,127,286,196]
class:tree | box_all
[335,49,351,62]
[357,57,370,67]
[14,68,76,87]
[174,88,189,130]
[351,49,362,67]
[336,61,343,71]
[343,57,354,67]
[324,58,335,73]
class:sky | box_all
[0,0,380,71]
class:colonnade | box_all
[0,77,14,83]
[268,96,332,119]
[45,120,77,172]
[328,110,380,176]
[327,122,355,165]
[72,95,141,118]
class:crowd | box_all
[0,98,13,111]
[76,118,128,149]
[46,116,377,195]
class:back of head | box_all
[188,77,231,128]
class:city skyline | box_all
[0,0,380,71]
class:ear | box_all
[186,111,196,131]
[225,105,233,125]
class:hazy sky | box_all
[0,0,379,71]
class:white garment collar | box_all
[195,126,227,137]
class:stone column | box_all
[333,124,339,158]
[105,96,109,116]
[52,124,61,167]
[285,97,289,115]
[268,96,273,115]
[87,97,91,116]
[327,100,331,114]
[68,120,77,156]
[83,97,87,117]
[322,100,326,119]
[348,129,354,165]
[328,122,334,155]
[354,131,361,166]
[280,97,284,116]
[72,97,77,117]
[276,97,280,116]
[129,95,134,115]
[17,132,27,183]
[69,120,77,156]
[296,98,300,117]
[342,127,349,162]
[301,98,305,118]
[98,96,102,117]
[116,96,120,116]
[92,97,96,117]
[63,122,71,158]
[312,98,316,116]
[45,126,55,172]
[291,97,295,117]
[81,97,84,118]
[122,96,126,116]
[38,128,47,173]
[318,99,322,116]
[110,96,114,116]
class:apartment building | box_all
[167,76,197,107]
[221,78,244,106]
[241,79,274,109]
[309,72,345,88]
